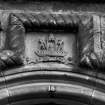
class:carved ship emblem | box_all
[35,34,67,63]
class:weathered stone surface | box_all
[1,11,105,70]
[0,11,90,70]
[0,1,105,105]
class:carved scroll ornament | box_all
[79,15,105,69]
[0,13,25,69]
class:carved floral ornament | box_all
[0,11,105,70]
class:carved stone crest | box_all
[35,34,67,63]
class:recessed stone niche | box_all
[25,32,78,67]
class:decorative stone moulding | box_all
[0,11,105,70]
[3,0,105,3]
[1,10,105,105]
